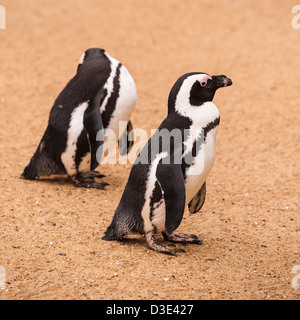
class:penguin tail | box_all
[102,221,125,241]
[21,157,38,180]
[21,137,46,180]
[22,129,66,180]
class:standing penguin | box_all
[103,72,232,255]
[22,48,137,188]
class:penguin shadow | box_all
[120,237,145,248]
[20,174,67,185]
[119,235,188,256]
[23,174,109,190]
[112,236,153,255]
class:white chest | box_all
[184,126,218,204]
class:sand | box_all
[0,0,299,300]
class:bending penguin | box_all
[103,72,232,255]
[22,48,137,188]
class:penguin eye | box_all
[199,76,212,88]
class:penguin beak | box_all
[212,75,233,88]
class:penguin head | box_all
[168,72,232,113]
[190,74,232,105]
[77,48,106,72]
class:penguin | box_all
[102,72,232,255]
[22,48,137,188]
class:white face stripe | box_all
[174,74,210,113]
[61,101,89,175]
[78,53,85,65]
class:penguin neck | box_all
[167,84,220,127]
[172,101,220,129]
[168,97,216,115]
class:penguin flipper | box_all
[83,89,106,171]
[118,120,134,156]
[156,163,186,234]
[188,182,206,214]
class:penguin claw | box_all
[191,239,203,245]
[71,174,109,189]
[145,231,185,257]
[162,231,202,245]
[89,182,109,189]
[157,246,186,256]
[161,250,178,257]
[167,243,176,247]
[79,171,106,179]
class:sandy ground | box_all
[0,0,299,300]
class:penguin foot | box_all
[79,171,106,179]
[71,174,109,189]
[145,232,186,256]
[162,231,202,245]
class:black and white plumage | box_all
[103,72,232,255]
[22,48,137,188]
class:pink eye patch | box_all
[200,75,212,87]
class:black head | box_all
[77,48,106,72]
[168,72,232,113]
[189,74,232,106]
